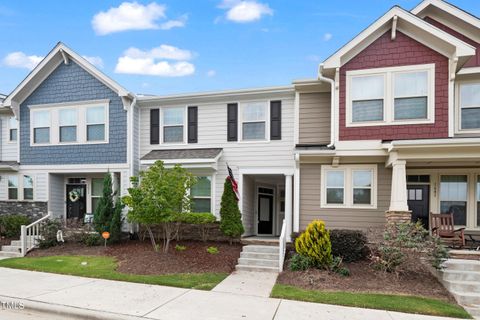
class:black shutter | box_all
[270,100,282,140]
[227,103,238,141]
[150,109,159,144]
[188,106,198,143]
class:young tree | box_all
[122,161,195,252]
[109,201,124,243]
[219,178,244,244]
[93,173,114,234]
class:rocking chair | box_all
[429,212,465,248]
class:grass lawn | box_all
[0,255,227,290]
[271,284,472,319]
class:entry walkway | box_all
[212,271,278,297]
[0,268,466,320]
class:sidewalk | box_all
[0,267,465,320]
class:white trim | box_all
[19,163,130,172]
[7,116,18,143]
[6,173,35,201]
[161,106,187,145]
[455,80,480,134]
[458,67,480,75]
[238,100,270,142]
[239,167,295,176]
[255,184,276,236]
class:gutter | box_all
[317,63,335,148]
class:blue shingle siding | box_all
[20,61,127,165]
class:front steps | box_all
[440,259,480,319]
[236,245,279,273]
[0,236,39,258]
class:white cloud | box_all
[115,45,195,77]
[92,2,187,35]
[82,55,104,68]
[206,70,216,77]
[323,33,333,41]
[3,51,43,70]
[219,0,273,23]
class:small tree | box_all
[109,201,124,243]
[219,178,244,244]
[123,161,195,252]
[93,173,114,234]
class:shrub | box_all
[219,178,244,243]
[38,219,62,249]
[179,212,216,242]
[82,233,102,247]
[295,220,333,268]
[109,200,124,243]
[329,256,351,277]
[207,246,219,254]
[0,215,31,238]
[175,244,187,251]
[330,229,368,262]
[289,253,316,271]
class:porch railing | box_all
[279,219,287,272]
[20,212,51,256]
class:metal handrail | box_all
[20,212,51,256]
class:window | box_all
[440,175,467,226]
[190,176,211,212]
[32,110,50,144]
[351,75,384,122]
[86,106,106,141]
[91,178,103,214]
[8,117,17,142]
[459,83,480,130]
[347,64,434,126]
[163,107,184,143]
[242,102,267,140]
[7,176,18,200]
[321,165,376,208]
[23,175,33,200]
[59,109,77,142]
[394,71,428,120]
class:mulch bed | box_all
[277,259,455,302]
[28,240,242,274]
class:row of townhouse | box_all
[1,0,480,241]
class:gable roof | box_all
[2,42,134,117]
[322,6,476,71]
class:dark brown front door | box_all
[407,185,430,229]
[258,193,273,235]
[66,184,87,220]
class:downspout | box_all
[317,63,335,148]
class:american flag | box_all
[227,163,240,201]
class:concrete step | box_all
[240,251,279,260]
[0,251,22,258]
[235,264,278,273]
[443,280,480,294]
[242,245,278,254]
[441,270,480,282]
[9,240,21,246]
[241,238,279,246]
[464,305,480,318]
[0,245,21,253]
[450,291,480,306]
[444,259,480,272]
[238,257,278,268]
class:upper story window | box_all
[241,102,267,140]
[59,109,77,143]
[163,107,184,143]
[32,110,51,144]
[457,82,480,132]
[8,117,17,142]
[346,64,434,127]
[86,106,106,142]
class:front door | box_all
[66,184,87,220]
[258,191,274,235]
[407,185,429,229]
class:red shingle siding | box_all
[339,31,449,141]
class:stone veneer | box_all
[0,201,48,221]
[385,211,412,225]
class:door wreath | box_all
[69,190,80,203]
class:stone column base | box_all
[385,211,412,224]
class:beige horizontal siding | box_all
[299,92,331,145]
[299,163,391,231]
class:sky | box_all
[1,0,480,96]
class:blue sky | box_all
[1,0,479,96]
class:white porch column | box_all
[285,174,293,242]
[389,160,409,212]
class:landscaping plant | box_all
[289,253,316,271]
[330,229,368,262]
[295,220,333,268]
[178,212,216,242]
[175,244,187,251]
[207,246,219,254]
[93,173,123,243]
[38,219,63,249]
[0,214,31,238]
[219,178,244,244]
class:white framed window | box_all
[23,175,34,200]
[457,82,480,132]
[59,109,77,143]
[346,64,434,126]
[32,110,51,144]
[163,107,185,143]
[7,176,18,200]
[86,106,106,142]
[8,117,18,142]
[321,165,377,209]
[440,175,468,226]
[91,178,103,214]
[241,101,268,141]
[190,176,212,212]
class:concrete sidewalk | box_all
[0,267,466,320]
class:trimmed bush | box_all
[0,215,31,238]
[82,233,102,247]
[38,219,62,249]
[219,178,244,243]
[179,212,216,224]
[289,253,316,271]
[330,229,368,262]
[295,220,333,267]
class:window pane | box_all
[327,188,344,204]
[440,175,468,201]
[394,97,427,120]
[33,110,50,127]
[8,188,17,200]
[460,83,480,107]
[440,201,467,226]
[60,126,77,142]
[10,129,17,141]
[394,71,428,97]
[192,198,211,213]
[353,170,371,188]
[24,188,33,200]
[34,128,50,143]
[59,109,77,126]
[191,177,211,197]
[87,106,105,124]
[23,175,33,188]
[164,126,183,143]
[87,124,105,141]
[352,100,383,122]
[9,117,17,129]
[8,176,18,188]
[354,188,371,204]
[92,197,101,214]
[243,102,266,122]
[92,178,103,197]
[351,75,384,100]
[461,108,480,129]
[164,108,184,126]
[326,171,344,187]
[242,122,265,140]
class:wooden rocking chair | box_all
[429,212,465,248]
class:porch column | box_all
[285,174,293,242]
[386,160,411,224]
